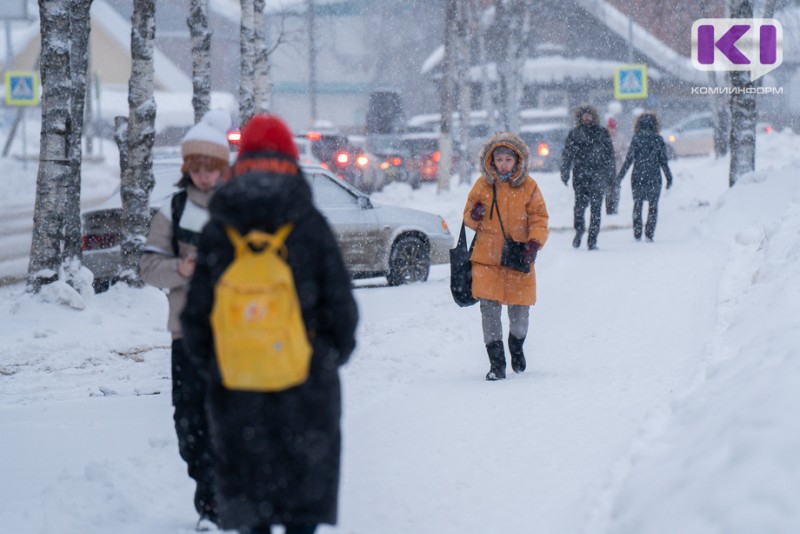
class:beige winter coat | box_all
[463,132,550,306]
[140,185,214,339]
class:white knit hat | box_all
[181,109,231,163]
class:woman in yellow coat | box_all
[464,132,550,380]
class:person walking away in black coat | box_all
[181,114,358,534]
[139,108,231,526]
[560,104,616,250]
[616,112,673,242]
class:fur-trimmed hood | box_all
[573,104,601,127]
[478,131,531,187]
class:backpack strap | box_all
[224,223,294,259]
[170,190,189,257]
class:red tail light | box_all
[391,157,402,166]
[227,130,241,145]
[82,233,118,251]
[432,150,441,162]
[335,151,350,167]
[537,143,550,157]
[306,131,322,141]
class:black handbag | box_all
[449,221,478,307]
[491,183,531,274]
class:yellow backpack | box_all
[210,224,312,392]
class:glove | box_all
[666,181,672,190]
[561,175,569,187]
[523,240,540,264]
[470,202,486,221]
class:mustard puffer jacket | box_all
[464,132,550,306]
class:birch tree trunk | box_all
[63,0,93,269]
[239,0,256,125]
[188,0,212,124]
[253,0,269,113]
[728,0,756,187]
[28,0,72,292]
[29,0,94,294]
[119,0,156,286]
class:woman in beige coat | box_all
[139,109,230,526]
[463,132,550,380]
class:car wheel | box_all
[386,235,430,286]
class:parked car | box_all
[663,113,715,158]
[81,164,452,290]
[519,123,570,172]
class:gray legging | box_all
[480,298,529,345]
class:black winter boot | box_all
[508,334,527,373]
[485,340,506,381]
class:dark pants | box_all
[172,339,215,516]
[574,184,603,247]
[605,182,620,214]
[633,199,659,239]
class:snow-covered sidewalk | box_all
[1,130,799,533]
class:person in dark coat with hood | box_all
[616,112,673,242]
[181,114,359,534]
[560,104,616,250]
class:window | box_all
[309,173,358,207]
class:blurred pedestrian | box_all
[181,114,359,534]
[463,132,550,381]
[616,112,673,242]
[560,104,615,250]
[605,117,628,214]
[139,108,232,525]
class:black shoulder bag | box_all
[449,221,478,307]
[491,183,530,274]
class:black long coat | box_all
[181,151,358,531]
[617,118,673,202]
[560,123,616,190]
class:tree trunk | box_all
[254,0,269,113]
[119,0,156,286]
[188,0,212,124]
[239,0,256,126]
[438,0,456,193]
[728,0,756,187]
[456,0,472,183]
[472,0,494,132]
[28,0,72,292]
[307,0,318,123]
[64,0,93,267]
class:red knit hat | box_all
[238,114,299,160]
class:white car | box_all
[663,113,715,158]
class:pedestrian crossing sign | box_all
[4,71,40,106]
[614,65,648,100]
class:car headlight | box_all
[668,134,676,143]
